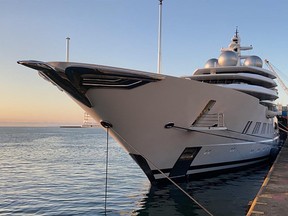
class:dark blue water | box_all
[0,127,269,215]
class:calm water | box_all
[0,127,270,216]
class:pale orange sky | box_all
[0,72,83,126]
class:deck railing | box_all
[192,113,225,128]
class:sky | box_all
[1,0,288,126]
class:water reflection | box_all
[135,165,269,216]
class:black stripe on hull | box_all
[129,154,156,184]
[188,155,269,171]
[152,155,270,175]
[156,156,270,184]
[130,153,270,185]
[169,147,201,178]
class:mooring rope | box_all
[104,127,109,215]
[278,122,288,133]
[110,127,214,216]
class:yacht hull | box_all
[84,74,278,183]
[18,61,279,184]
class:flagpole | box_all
[157,0,163,74]
[66,37,70,62]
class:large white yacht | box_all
[18,31,280,184]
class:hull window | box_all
[242,121,253,134]
[261,123,267,134]
[252,122,261,134]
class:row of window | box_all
[202,79,253,85]
[242,121,275,135]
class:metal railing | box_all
[192,113,225,128]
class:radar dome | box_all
[204,58,219,68]
[244,56,263,68]
[218,51,238,66]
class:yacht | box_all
[18,31,280,184]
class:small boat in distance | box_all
[60,112,99,128]
[82,112,100,128]
[18,30,280,184]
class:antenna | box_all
[66,37,70,62]
[157,0,163,74]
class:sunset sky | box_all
[1,0,288,126]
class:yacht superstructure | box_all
[187,30,279,118]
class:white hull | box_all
[83,75,278,182]
[18,61,279,184]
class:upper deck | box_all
[186,30,278,103]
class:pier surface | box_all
[247,140,288,216]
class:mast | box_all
[66,37,70,62]
[157,0,163,74]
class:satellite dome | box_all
[244,55,263,68]
[204,58,219,68]
[218,51,238,66]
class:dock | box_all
[247,139,288,216]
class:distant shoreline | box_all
[60,125,82,128]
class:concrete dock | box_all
[247,140,288,216]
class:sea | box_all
[0,127,270,216]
